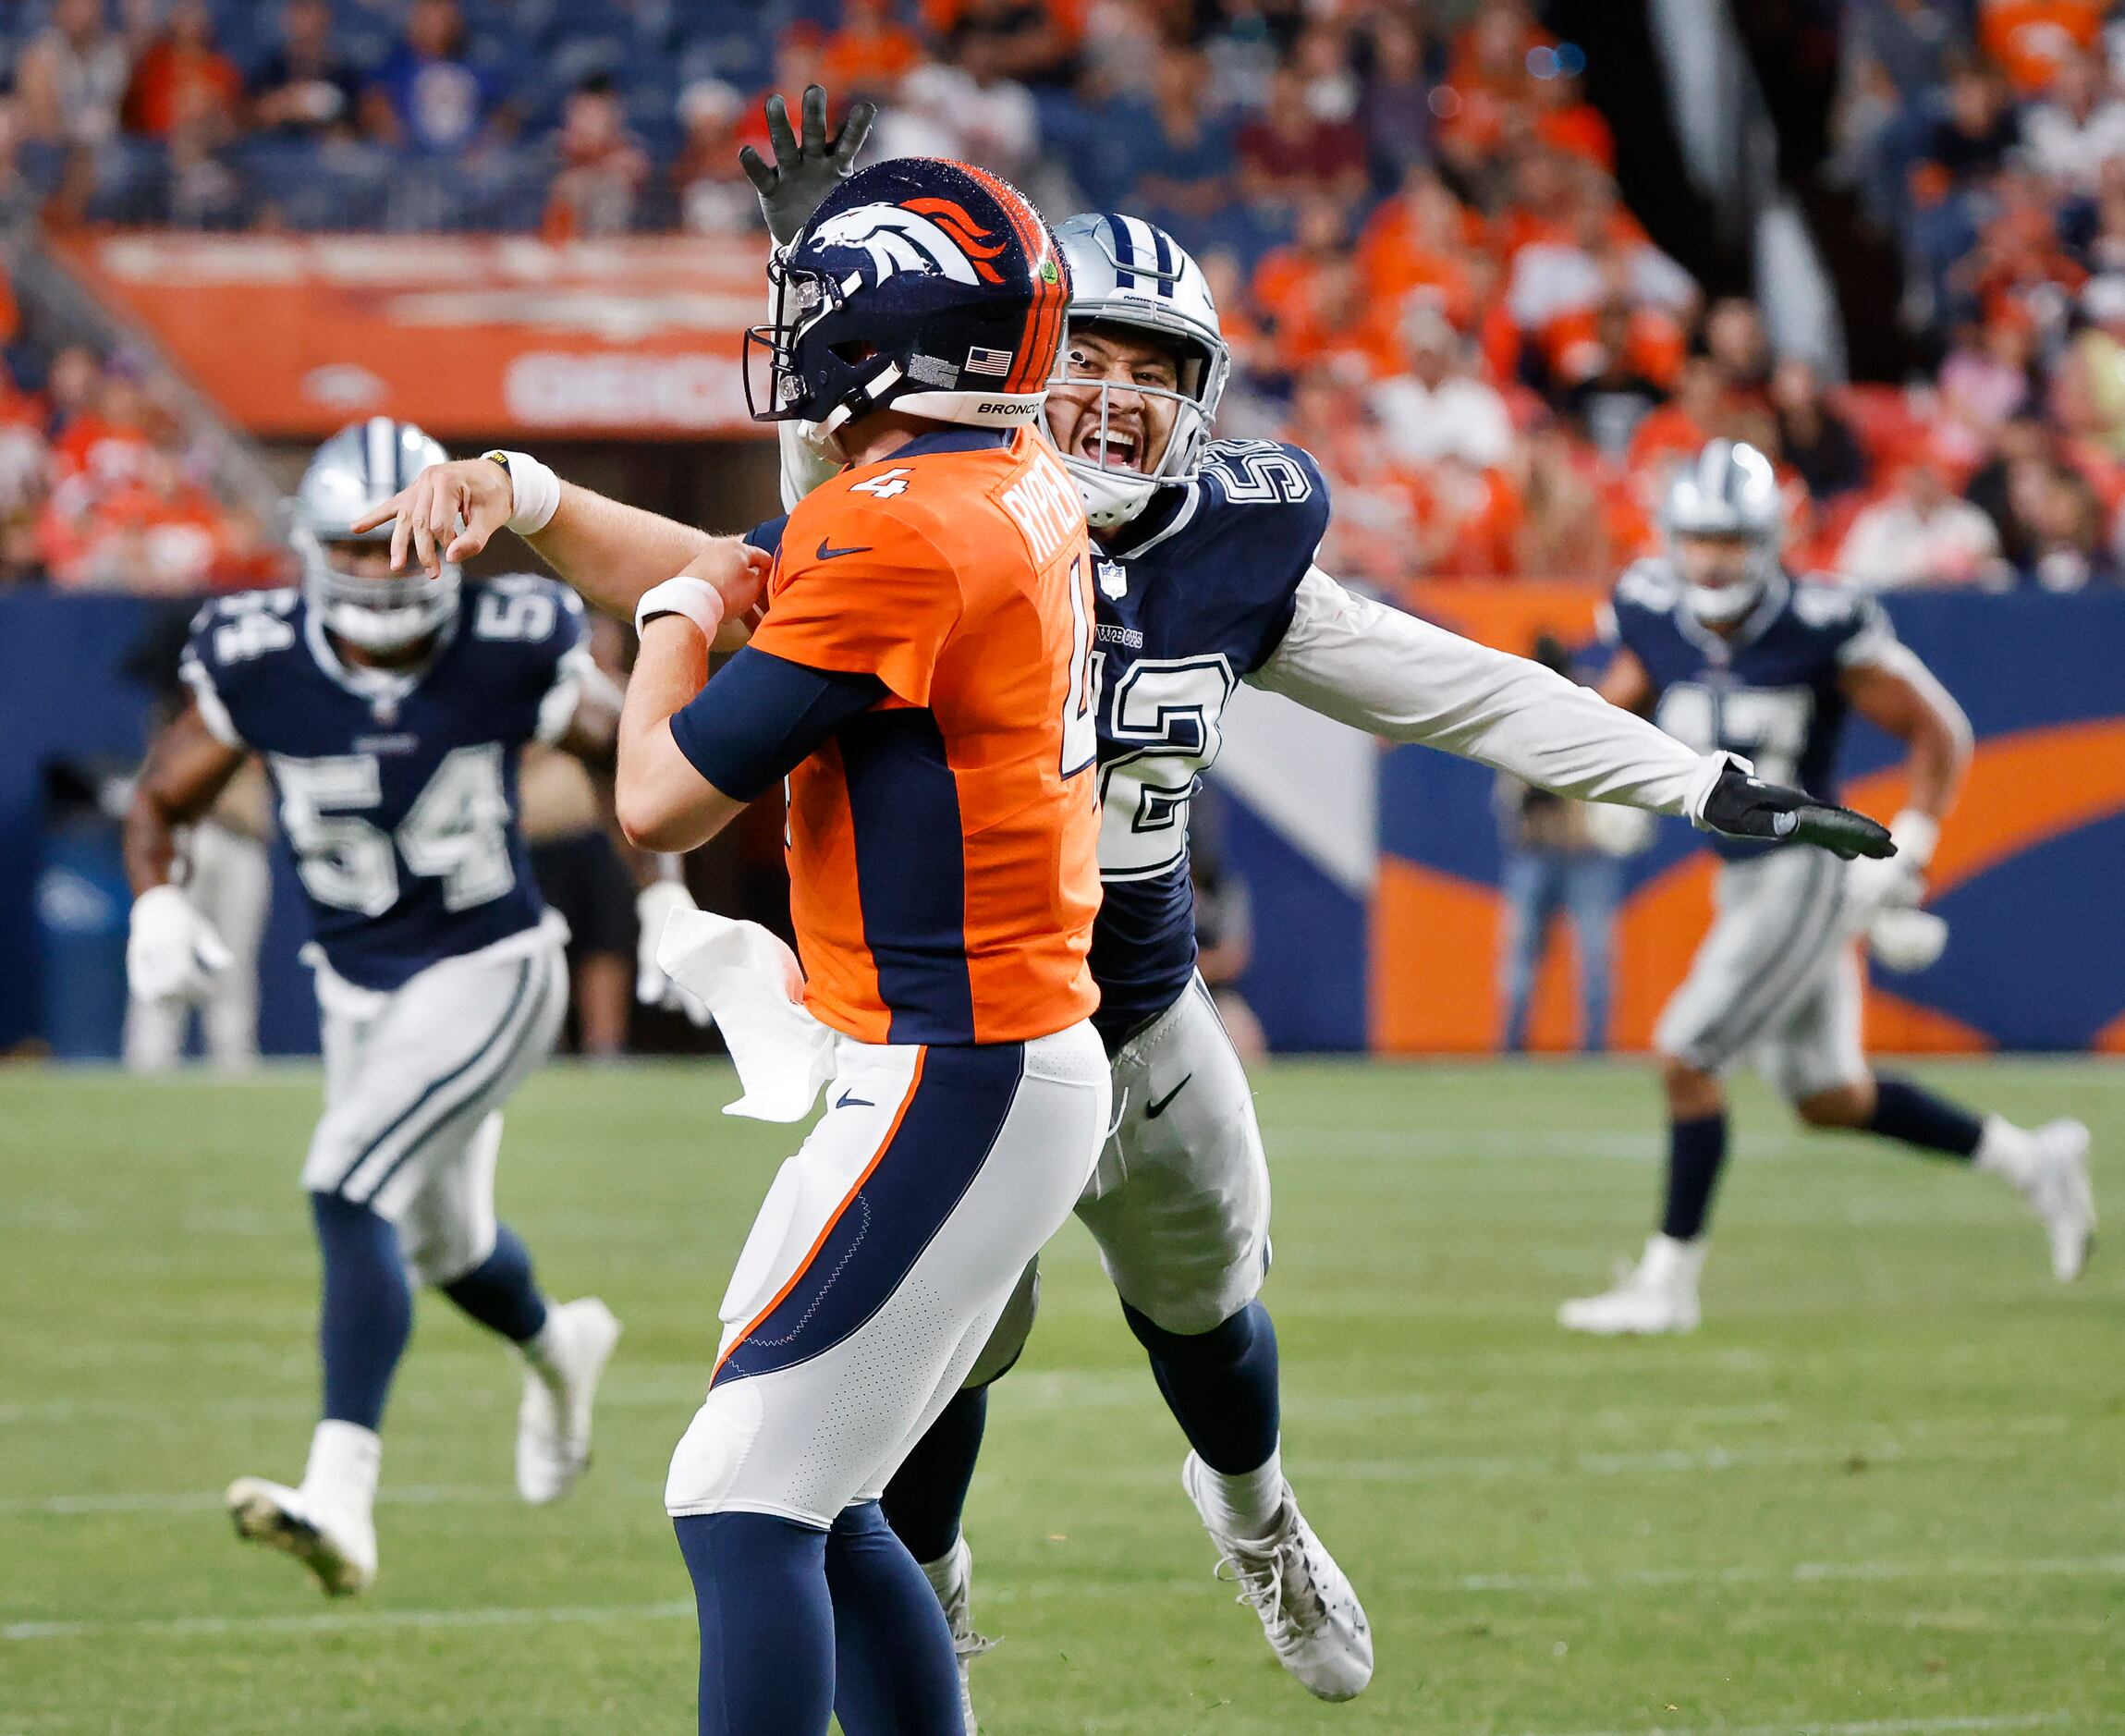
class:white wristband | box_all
[1888,808,1940,869]
[634,575,726,641]
[486,449,561,535]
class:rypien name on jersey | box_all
[180,573,591,987]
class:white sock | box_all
[918,1538,968,1602]
[301,1419,381,1520]
[521,1310,570,1387]
[1973,1115,2039,1188]
[1198,1445,1285,1540]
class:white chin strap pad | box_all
[1074,465,1159,529]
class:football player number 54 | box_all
[272,745,516,916]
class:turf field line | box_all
[1521,1713,2078,1736]
[973,1551,2125,1604]
[0,1483,532,1517]
[1,1424,2053,1517]
[14,1554,2125,1645]
[0,1599,697,1644]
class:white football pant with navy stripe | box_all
[666,1021,1108,1529]
[1655,846,1865,1102]
[300,912,568,1286]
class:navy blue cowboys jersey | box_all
[1606,559,1896,861]
[179,576,589,988]
[1082,438,1328,1045]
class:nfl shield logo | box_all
[1097,559,1128,600]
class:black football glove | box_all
[1698,763,1896,861]
[739,83,879,246]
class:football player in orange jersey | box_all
[359,130,1103,1734]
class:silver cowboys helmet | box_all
[293,417,458,652]
[1662,438,1784,624]
[1049,213,1231,529]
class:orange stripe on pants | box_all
[711,1046,929,1384]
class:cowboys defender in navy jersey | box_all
[123,420,699,1596]
[1559,440,2095,1338]
[740,92,1887,1719]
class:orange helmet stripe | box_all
[958,163,1065,393]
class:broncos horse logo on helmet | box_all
[808,198,1009,286]
[746,157,1069,455]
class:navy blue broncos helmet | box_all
[745,156,1070,451]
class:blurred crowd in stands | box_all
[0,268,278,590]
[3,0,2124,595]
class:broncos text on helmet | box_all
[1661,438,1785,625]
[745,156,1069,454]
[1049,213,1231,530]
[293,418,458,653]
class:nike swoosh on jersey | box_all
[836,1089,875,1109]
[1143,1074,1192,1119]
[815,538,874,561]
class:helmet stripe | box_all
[1104,211,1137,289]
[1147,223,1175,296]
[960,165,1064,392]
[365,417,397,494]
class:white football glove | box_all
[1868,905,1949,972]
[636,877,713,1026]
[1842,809,1949,971]
[1843,808,1937,915]
[127,883,233,1005]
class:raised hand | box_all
[349,458,513,577]
[739,83,879,246]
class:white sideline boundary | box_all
[9,1554,2124,1644]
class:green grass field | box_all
[3,1057,2120,1735]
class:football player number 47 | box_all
[272,744,516,916]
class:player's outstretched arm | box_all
[1249,568,1731,818]
[352,457,762,631]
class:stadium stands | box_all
[3,0,2124,593]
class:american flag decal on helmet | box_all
[964,346,1013,376]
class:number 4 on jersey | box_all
[849,467,912,499]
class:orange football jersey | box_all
[749,426,1101,1045]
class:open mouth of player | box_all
[1076,423,1143,473]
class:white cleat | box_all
[226,1476,376,1597]
[2025,1119,2095,1282]
[930,1534,995,1735]
[1558,1233,1705,1336]
[1182,1452,1373,1702]
[517,1297,622,1505]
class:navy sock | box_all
[1866,1076,1984,1160]
[880,1383,987,1567]
[674,1511,833,1736]
[1122,1300,1281,1475]
[826,1501,966,1736]
[438,1223,550,1344]
[309,1192,413,1432]
[1661,1113,1728,1241]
